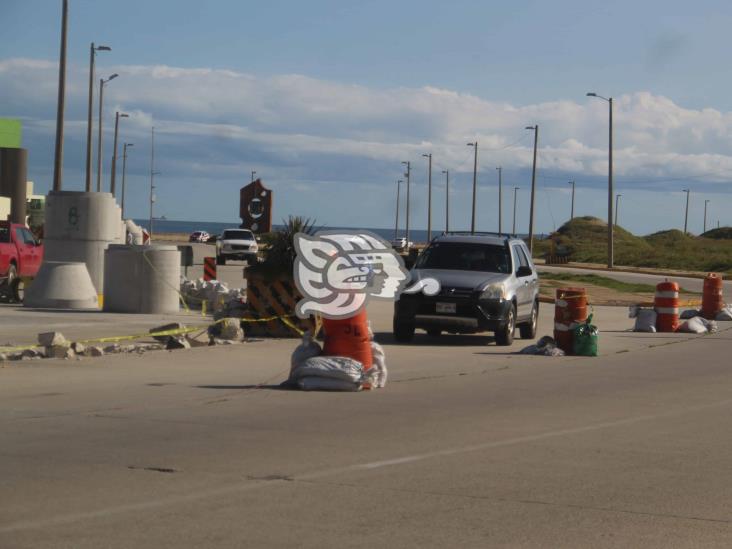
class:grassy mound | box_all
[534,217,732,273]
[701,227,732,240]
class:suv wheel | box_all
[393,318,415,342]
[519,301,539,339]
[494,303,516,346]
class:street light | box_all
[467,142,478,233]
[569,180,575,220]
[615,193,622,226]
[394,179,402,240]
[587,92,614,268]
[121,143,133,219]
[422,153,433,241]
[110,111,129,197]
[442,170,449,233]
[402,161,411,248]
[496,167,503,236]
[85,43,111,192]
[683,189,691,234]
[97,73,118,192]
[512,186,520,235]
[251,170,256,182]
[52,0,69,192]
[704,199,710,234]
[525,125,539,252]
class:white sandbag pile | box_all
[715,306,732,321]
[286,328,388,391]
[519,335,565,356]
[629,305,657,333]
[677,316,718,334]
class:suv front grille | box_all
[437,287,475,299]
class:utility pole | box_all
[496,166,503,236]
[442,170,449,233]
[251,170,256,182]
[121,142,133,219]
[512,187,520,234]
[615,194,621,226]
[526,125,539,252]
[110,111,128,197]
[569,180,575,220]
[52,0,68,192]
[96,73,118,191]
[683,189,690,234]
[587,93,614,268]
[402,161,411,247]
[150,127,156,238]
[85,42,111,192]
[704,199,710,234]
[467,142,478,233]
[394,179,402,240]
[423,153,432,241]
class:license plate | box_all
[436,302,456,314]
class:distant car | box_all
[391,237,413,251]
[216,228,259,265]
[189,231,210,243]
[393,232,539,346]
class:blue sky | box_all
[2,0,732,234]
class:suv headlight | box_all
[480,283,506,300]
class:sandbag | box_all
[293,355,364,384]
[519,335,565,356]
[716,307,732,321]
[297,376,362,392]
[680,309,700,320]
[678,316,718,334]
[633,308,657,333]
[289,331,322,379]
[370,341,388,387]
[573,314,599,357]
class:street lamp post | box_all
[569,180,575,220]
[467,142,478,233]
[110,111,128,197]
[251,170,256,182]
[422,153,432,241]
[615,193,621,226]
[121,142,133,219]
[683,189,691,234]
[402,161,411,247]
[442,170,449,233]
[394,179,402,240]
[704,199,710,234]
[587,92,614,268]
[512,187,520,234]
[96,73,118,192]
[85,43,111,192]
[525,125,539,252]
[52,0,69,192]
[496,166,503,235]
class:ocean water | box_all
[134,219,532,245]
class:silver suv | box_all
[393,233,539,345]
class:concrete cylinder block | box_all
[103,245,181,314]
[24,261,99,309]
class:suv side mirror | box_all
[516,265,533,278]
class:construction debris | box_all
[519,335,566,356]
[166,336,191,350]
[208,318,244,343]
[38,332,67,347]
[149,322,186,342]
[180,276,247,316]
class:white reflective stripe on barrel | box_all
[553,322,578,332]
[655,307,679,315]
[556,299,568,308]
[655,291,679,299]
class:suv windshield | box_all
[415,242,511,274]
[222,230,254,240]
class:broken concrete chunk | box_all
[86,346,104,357]
[185,336,209,348]
[38,332,67,347]
[209,318,244,342]
[71,342,86,355]
[166,336,191,350]
[0,353,7,362]
[23,348,45,359]
[150,323,186,342]
[45,344,75,359]
[104,344,121,354]
[119,344,138,353]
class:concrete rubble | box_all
[180,277,247,317]
[208,317,245,343]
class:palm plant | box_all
[249,216,318,279]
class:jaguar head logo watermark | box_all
[293,231,440,319]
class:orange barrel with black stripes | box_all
[322,308,373,370]
[701,273,724,320]
[654,280,680,332]
[203,256,216,281]
[553,287,588,354]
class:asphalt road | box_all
[2,299,732,548]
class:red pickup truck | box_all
[0,221,44,302]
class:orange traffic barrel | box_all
[322,308,373,370]
[701,273,724,320]
[654,280,680,332]
[553,287,588,354]
[203,256,216,281]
